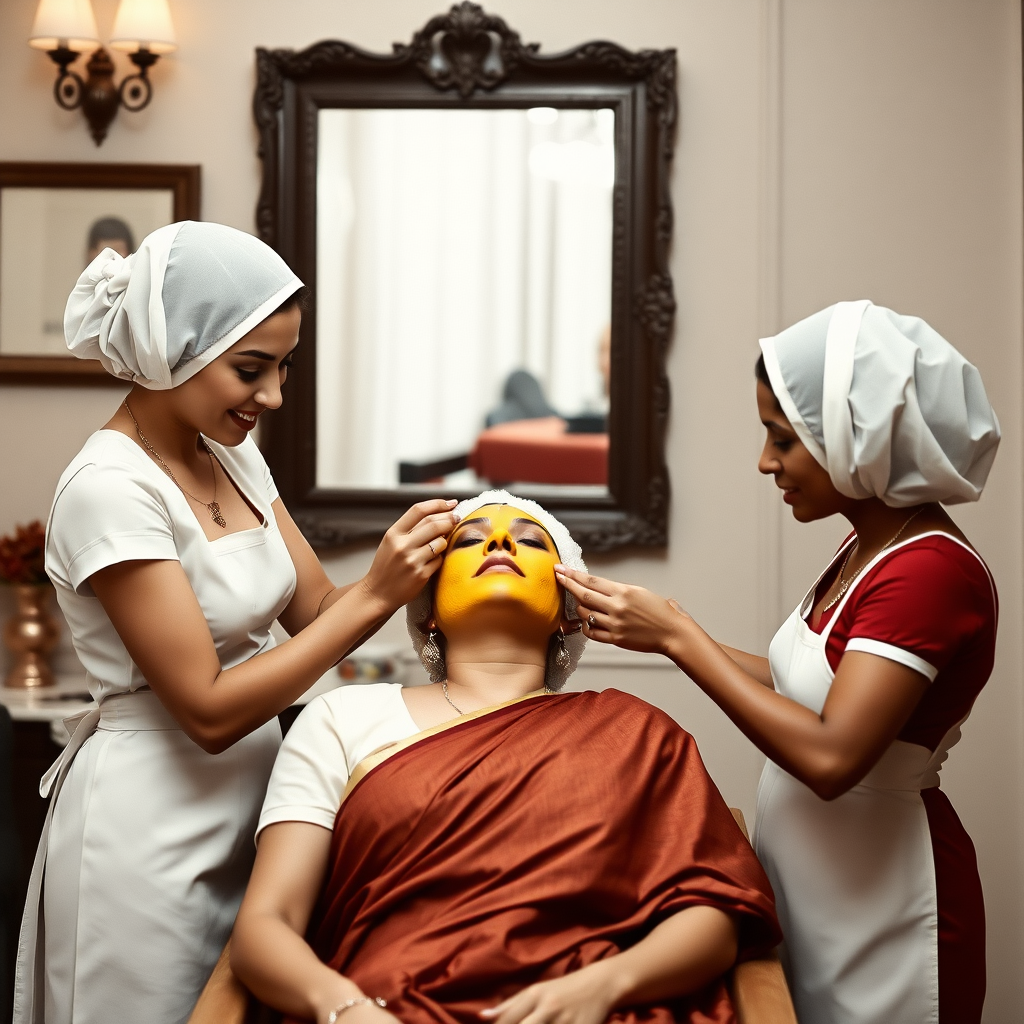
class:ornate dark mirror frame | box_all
[254,3,676,551]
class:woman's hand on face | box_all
[359,499,459,614]
[480,961,620,1024]
[555,565,687,656]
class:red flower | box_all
[0,521,49,586]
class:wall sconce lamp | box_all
[29,0,176,145]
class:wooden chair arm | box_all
[187,941,250,1024]
[729,806,752,842]
[731,952,798,1024]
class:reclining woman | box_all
[231,491,781,1024]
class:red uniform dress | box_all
[812,533,997,1022]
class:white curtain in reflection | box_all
[316,108,612,489]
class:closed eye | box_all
[451,533,484,549]
[519,537,548,549]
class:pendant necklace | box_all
[123,400,228,528]
[820,508,923,614]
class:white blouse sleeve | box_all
[257,694,350,837]
[47,461,178,595]
[256,684,419,841]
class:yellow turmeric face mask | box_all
[434,504,563,641]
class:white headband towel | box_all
[760,300,1000,507]
[64,221,303,390]
[406,489,588,690]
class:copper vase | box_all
[3,584,59,688]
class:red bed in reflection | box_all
[469,416,608,486]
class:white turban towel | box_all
[759,300,1001,507]
[406,489,588,690]
[64,221,303,390]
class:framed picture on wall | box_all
[0,162,200,384]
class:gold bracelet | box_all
[327,996,387,1023]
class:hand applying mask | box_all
[358,499,461,614]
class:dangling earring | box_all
[553,631,570,673]
[422,630,445,680]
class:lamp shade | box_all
[109,0,176,54]
[29,0,99,52]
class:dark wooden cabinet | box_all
[11,721,60,893]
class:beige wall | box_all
[0,0,1021,1016]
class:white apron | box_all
[752,538,968,1024]
[14,689,280,1024]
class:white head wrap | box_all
[64,221,303,390]
[759,300,1000,507]
[406,489,588,690]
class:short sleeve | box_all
[46,461,178,595]
[262,461,280,504]
[245,436,279,503]
[257,695,350,839]
[839,542,996,682]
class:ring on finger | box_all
[428,539,438,556]
[587,613,598,628]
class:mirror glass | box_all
[315,106,613,497]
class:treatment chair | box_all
[186,810,796,1024]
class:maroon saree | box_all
[301,689,779,1024]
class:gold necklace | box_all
[820,508,924,614]
[123,400,227,529]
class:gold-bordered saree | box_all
[294,688,780,1024]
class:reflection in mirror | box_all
[315,107,613,497]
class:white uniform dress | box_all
[15,429,297,1024]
